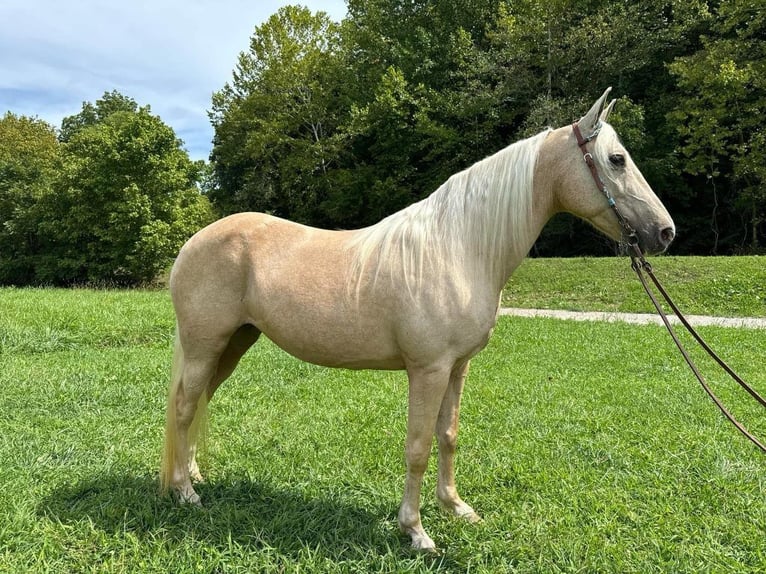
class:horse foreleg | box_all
[399,365,450,552]
[435,360,481,522]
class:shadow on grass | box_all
[38,473,414,560]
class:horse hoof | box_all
[406,529,437,553]
[411,536,438,553]
[459,509,482,524]
[400,522,438,553]
[176,489,202,506]
[443,499,482,523]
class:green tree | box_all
[37,96,213,285]
[0,113,61,284]
[59,90,139,142]
[669,0,765,252]
[345,0,508,186]
[208,1,753,255]
[332,66,449,225]
[210,6,349,224]
[343,0,711,252]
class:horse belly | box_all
[246,270,405,370]
[254,311,405,370]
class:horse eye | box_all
[609,153,626,168]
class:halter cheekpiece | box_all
[571,121,638,247]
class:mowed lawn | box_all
[1,257,765,573]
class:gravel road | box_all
[500,307,766,330]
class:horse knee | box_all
[405,439,433,470]
[438,427,458,451]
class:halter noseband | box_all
[572,121,639,248]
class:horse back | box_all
[171,212,409,369]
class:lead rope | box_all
[628,245,766,454]
[572,121,766,454]
[629,243,766,453]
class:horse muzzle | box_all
[634,222,675,255]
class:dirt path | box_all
[499,307,766,329]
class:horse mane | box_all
[348,128,552,295]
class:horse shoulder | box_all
[391,277,501,367]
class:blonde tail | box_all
[160,329,184,492]
[159,328,209,493]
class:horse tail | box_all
[160,327,184,492]
[159,327,209,493]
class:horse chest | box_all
[393,304,498,366]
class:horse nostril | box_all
[660,226,675,246]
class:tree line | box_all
[210,0,764,256]
[1,0,763,286]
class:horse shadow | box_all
[38,472,411,560]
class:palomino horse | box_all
[160,89,675,551]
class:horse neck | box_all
[444,131,554,293]
[347,130,555,302]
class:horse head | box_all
[546,88,675,255]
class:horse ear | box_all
[579,87,612,131]
[600,99,617,122]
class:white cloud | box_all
[0,0,348,160]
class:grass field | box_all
[1,257,765,572]
[503,255,765,317]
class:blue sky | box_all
[0,0,348,161]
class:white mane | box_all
[348,128,551,294]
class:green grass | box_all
[503,255,766,317]
[1,262,765,572]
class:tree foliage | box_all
[209,0,761,254]
[0,113,61,283]
[58,90,139,143]
[209,6,349,223]
[0,94,214,286]
[669,0,766,251]
[4,0,764,268]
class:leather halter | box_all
[572,121,638,247]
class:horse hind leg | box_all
[161,323,261,502]
[187,324,261,482]
[207,324,261,400]
[160,340,219,504]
